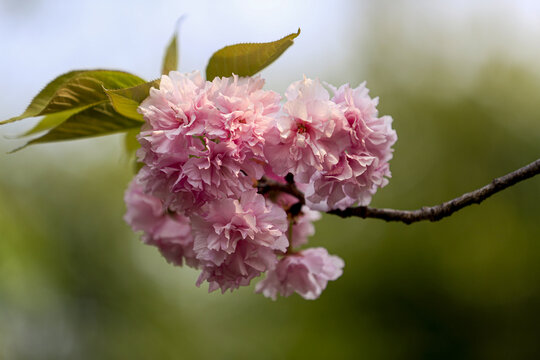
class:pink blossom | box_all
[124,178,198,268]
[255,247,344,300]
[191,190,288,292]
[138,71,207,136]
[304,153,385,210]
[204,75,281,159]
[332,82,396,163]
[159,141,259,212]
[264,77,348,183]
[137,71,280,212]
[304,82,397,210]
[196,241,279,293]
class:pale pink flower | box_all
[196,241,279,293]
[124,178,198,268]
[167,141,259,212]
[304,153,385,210]
[138,71,207,136]
[303,82,397,210]
[255,247,344,300]
[204,75,281,159]
[191,190,288,292]
[137,71,280,212]
[264,77,348,183]
[332,83,396,163]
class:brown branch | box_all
[258,159,540,225]
[328,158,540,224]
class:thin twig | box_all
[259,158,540,225]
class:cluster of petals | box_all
[191,190,289,293]
[265,77,397,211]
[255,247,344,300]
[124,177,198,268]
[264,77,348,183]
[125,71,396,299]
[137,71,281,212]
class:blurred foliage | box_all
[1,5,540,360]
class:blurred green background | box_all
[1,1,540,359]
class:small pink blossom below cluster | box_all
[124,71,396,300]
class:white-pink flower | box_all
[191,190,288,293]
[255,247,344,300]
[124,178,198,268]
[303,81,397,210]
[205,75,281,159]
[264,77,348,183]
[264,77,396,211]
[137,71,280,212]
[138,71,208,136]
[304,152,385,210]
[196,241,279,293]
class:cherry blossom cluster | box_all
[124,71,396,300]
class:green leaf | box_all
[31,102,141,142]
[105,79,160,121]
[11,103,143,152]
[1,70,84,125]
[206,28,300,80]
[2,70,146,125]
[22,108,89,136]
[162,32,178,75]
